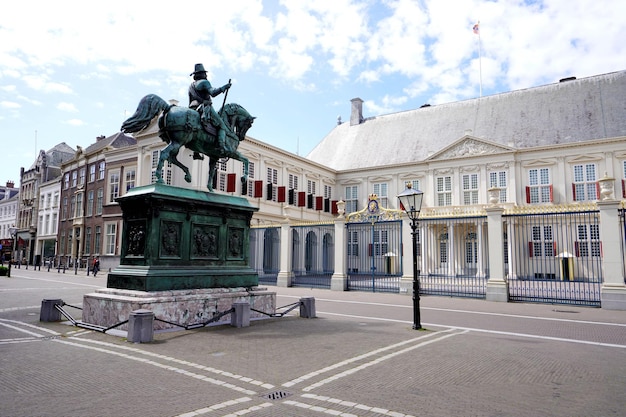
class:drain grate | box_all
[261,390,293,401]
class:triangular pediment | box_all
[427,136,516,161]
[567,154,603,163]
[522,158,557,167]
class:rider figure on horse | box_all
[188,63,232,159]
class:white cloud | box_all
[64,119,85,126]
[57,102,78,112]
[0,101,21,109]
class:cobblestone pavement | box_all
[1,269,625,416]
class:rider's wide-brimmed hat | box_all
[190,63,207,76]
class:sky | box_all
[1,0,625,184]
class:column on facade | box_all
[276,221,293,287]
[331,218,347,291]
[485,206,508,302]
[598,200,626,310]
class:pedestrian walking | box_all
[92,257,100,277]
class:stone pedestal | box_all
[107,183,259,291]
[82,287,275,331]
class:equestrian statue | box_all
[121,63,255,192]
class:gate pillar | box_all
[276,222,293,287]
[598,201,626,310]
[485,206,508,302]
[331,218,347,291]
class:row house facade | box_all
[16,143,74,265]
[57,133,136,270]
[0,181,19,262]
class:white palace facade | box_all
[48,70,626,309]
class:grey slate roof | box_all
[306,70,626,171]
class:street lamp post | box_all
[397,182,424,330]
[8,226,17,277]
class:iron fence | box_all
[346,220,403,292]
[250,226,280,285]
[418,216,488,298]
[503,209,602,306]
[291,224,334,289]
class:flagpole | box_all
[473,21,483,98]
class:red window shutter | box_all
[595,182,600,200]
[277,186,286,203]
[549,185,553,202]
[226,173,236,192]
[574,241,580,257]
[572,183,576,201]
[297,191,306,207]
[528,242,533,257]
[622,179,626,198]
[254,180,263,198]
[331,200,338,214]
[525,186,531,204]
[368,243,372,256]
[315,196,323,210]
[553,242,557,254]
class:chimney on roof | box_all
[6,181,14,188]
[96,135,106,141]
[350,98,364,126]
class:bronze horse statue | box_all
[121,94,255,192]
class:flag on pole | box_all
[473,22,480,35]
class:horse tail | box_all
[121,94,171,133]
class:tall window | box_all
[246,161,255,197]
[576,224,601,257]
[79,168,86,186]
[71,171,77,187]
[70,196,76,219]
[347,231,359,256]
[105,223,117,255]
[98,162,106,180]
[530,225,554,257]
[372,230,388,256]
[52,213,57,234]
[62,197,68,220]
[307,179,317,195]
[436,176,452,206]
[109,171,120,203]
[267,167,278,202]
[53,191,59,208]
[528,168,552,204]
[125,169,136,192]
[94,226,101,254]
[373,183,388,208]
[64,173,70,189]
[462,174,478,205]
[89,164,96,182]
[489,170,508,203]
[75,193,84,217]
[86,190,94,217]
[573,163,598,201]
[96,188,103,215]
[85,227,92,255]
[324,184,332,199]
[289,174,299,190]
[345,185,358,213]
